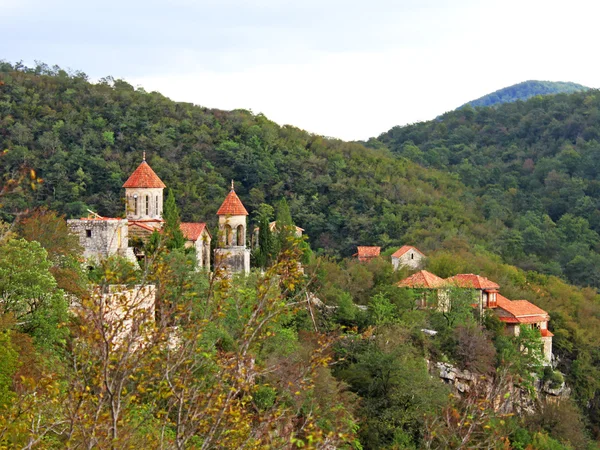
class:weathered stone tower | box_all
[67,217,136,264]
[214,182,250,274]
[122,152,166,225]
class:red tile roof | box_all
[180,222,210,241]
[397,270,447,289]
[541,329,554,337]
[446,274,500,290]
[129,221,158,232]
[392,245,425,258]
[496,294,549,324]
[497,296,548,318]
[216,189,248,216]
[354,246,381,261]
[123,161,166,189]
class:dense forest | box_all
[459,80,589,109]
[1,62,600,449]
[375,89,600,288]
[0,61,494,258]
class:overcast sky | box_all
[2,0,598,140]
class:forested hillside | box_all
[0,62,495,257]
[460,80,589,109]
[375,89,600,288]
[2,62,600,449]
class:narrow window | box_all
[237,225,245,246]
[146,195,149,215]
[134,196,138,215]
[411,253,414,259]
[155,196,159,216]
[225,225,232,246]
[86,229,92,238]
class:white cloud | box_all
[6,0,600,140]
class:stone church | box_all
[68,155,252,274]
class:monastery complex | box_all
[67,155,554,363]
[68,154,249,274]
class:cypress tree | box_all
[275,198,294,253]
[254,204,274,268]
[163,189,185,250]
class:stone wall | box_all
[68,218,133,263]
[102,284,155,347]
[214,247,250,274]
[392,251,424,270]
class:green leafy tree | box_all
[0,238,68,349]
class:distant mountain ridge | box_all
[460,80,590,109]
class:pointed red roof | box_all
[392,245,425,258]
[180,222,210,241]
[397,270,447,289]
[123,161,166,188]
[446,274,499,290]
[216,189,248,216]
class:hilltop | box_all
[374,88,600,289]
[0,62,496,258]
[459,80,589,109]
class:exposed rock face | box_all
[432,361,570,414]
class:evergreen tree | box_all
[254,204,274,268]
[163,189,185,250]
[275,198,294,254]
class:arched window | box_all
[236,225,245,246]
[155,196,159,216]
[145,195,149,215]
[225,225,233,246]
[134,196,138,215]
[411,253,414,259]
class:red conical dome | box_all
[216,189,248,216]
[123,160,166,188]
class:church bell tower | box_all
[122,152,166,224]
[214,181,250,274]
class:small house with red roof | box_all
[391,245,425,270]
[396,270,449,309]
[252,221,304,247]
[446,274,500,317]
[495,294,553,361]
[397,270,553,363]
[354,246,381,262]
[181,223,212,269]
